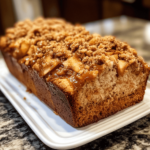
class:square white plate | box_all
[0,59,150,150]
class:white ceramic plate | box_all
[0,59,150,150]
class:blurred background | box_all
[0,0,150,63]
[0,0,150,35]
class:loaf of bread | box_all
[0,17,150,127]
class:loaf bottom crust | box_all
[74,85,146,127]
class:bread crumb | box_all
[26,88,32,93]
[54,111,58,115]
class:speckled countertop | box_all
[0,16,150,150]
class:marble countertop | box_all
[0,16,150,150]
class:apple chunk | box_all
[63,55,84,73]
[109,55,118,64]
[20,40,30,56]
[0,36,7,48]
[41,59,60,76]
[117,60,129,76]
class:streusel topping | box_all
[0,17,149,91]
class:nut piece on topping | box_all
[89,37,100,46]
[113,54,118,60]
[117,60,129,76]
[44,55,52,63]
[20,40,30,57]
[109,55,118,64]
[0,37,7,48]
[106,52,114,56]
[63,55,84,73]
[9,42,19,49]
[6,28,15,34]
[27,45,38,56]
[41,59,60,76]
[32,62,40,71]
[130,48,137,56]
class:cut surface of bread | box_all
[73,63,149,126]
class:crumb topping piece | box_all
[0,17,149,93]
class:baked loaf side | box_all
[2,52,75,126]
[0,17,150,127]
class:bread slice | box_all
[0,17,149,127]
